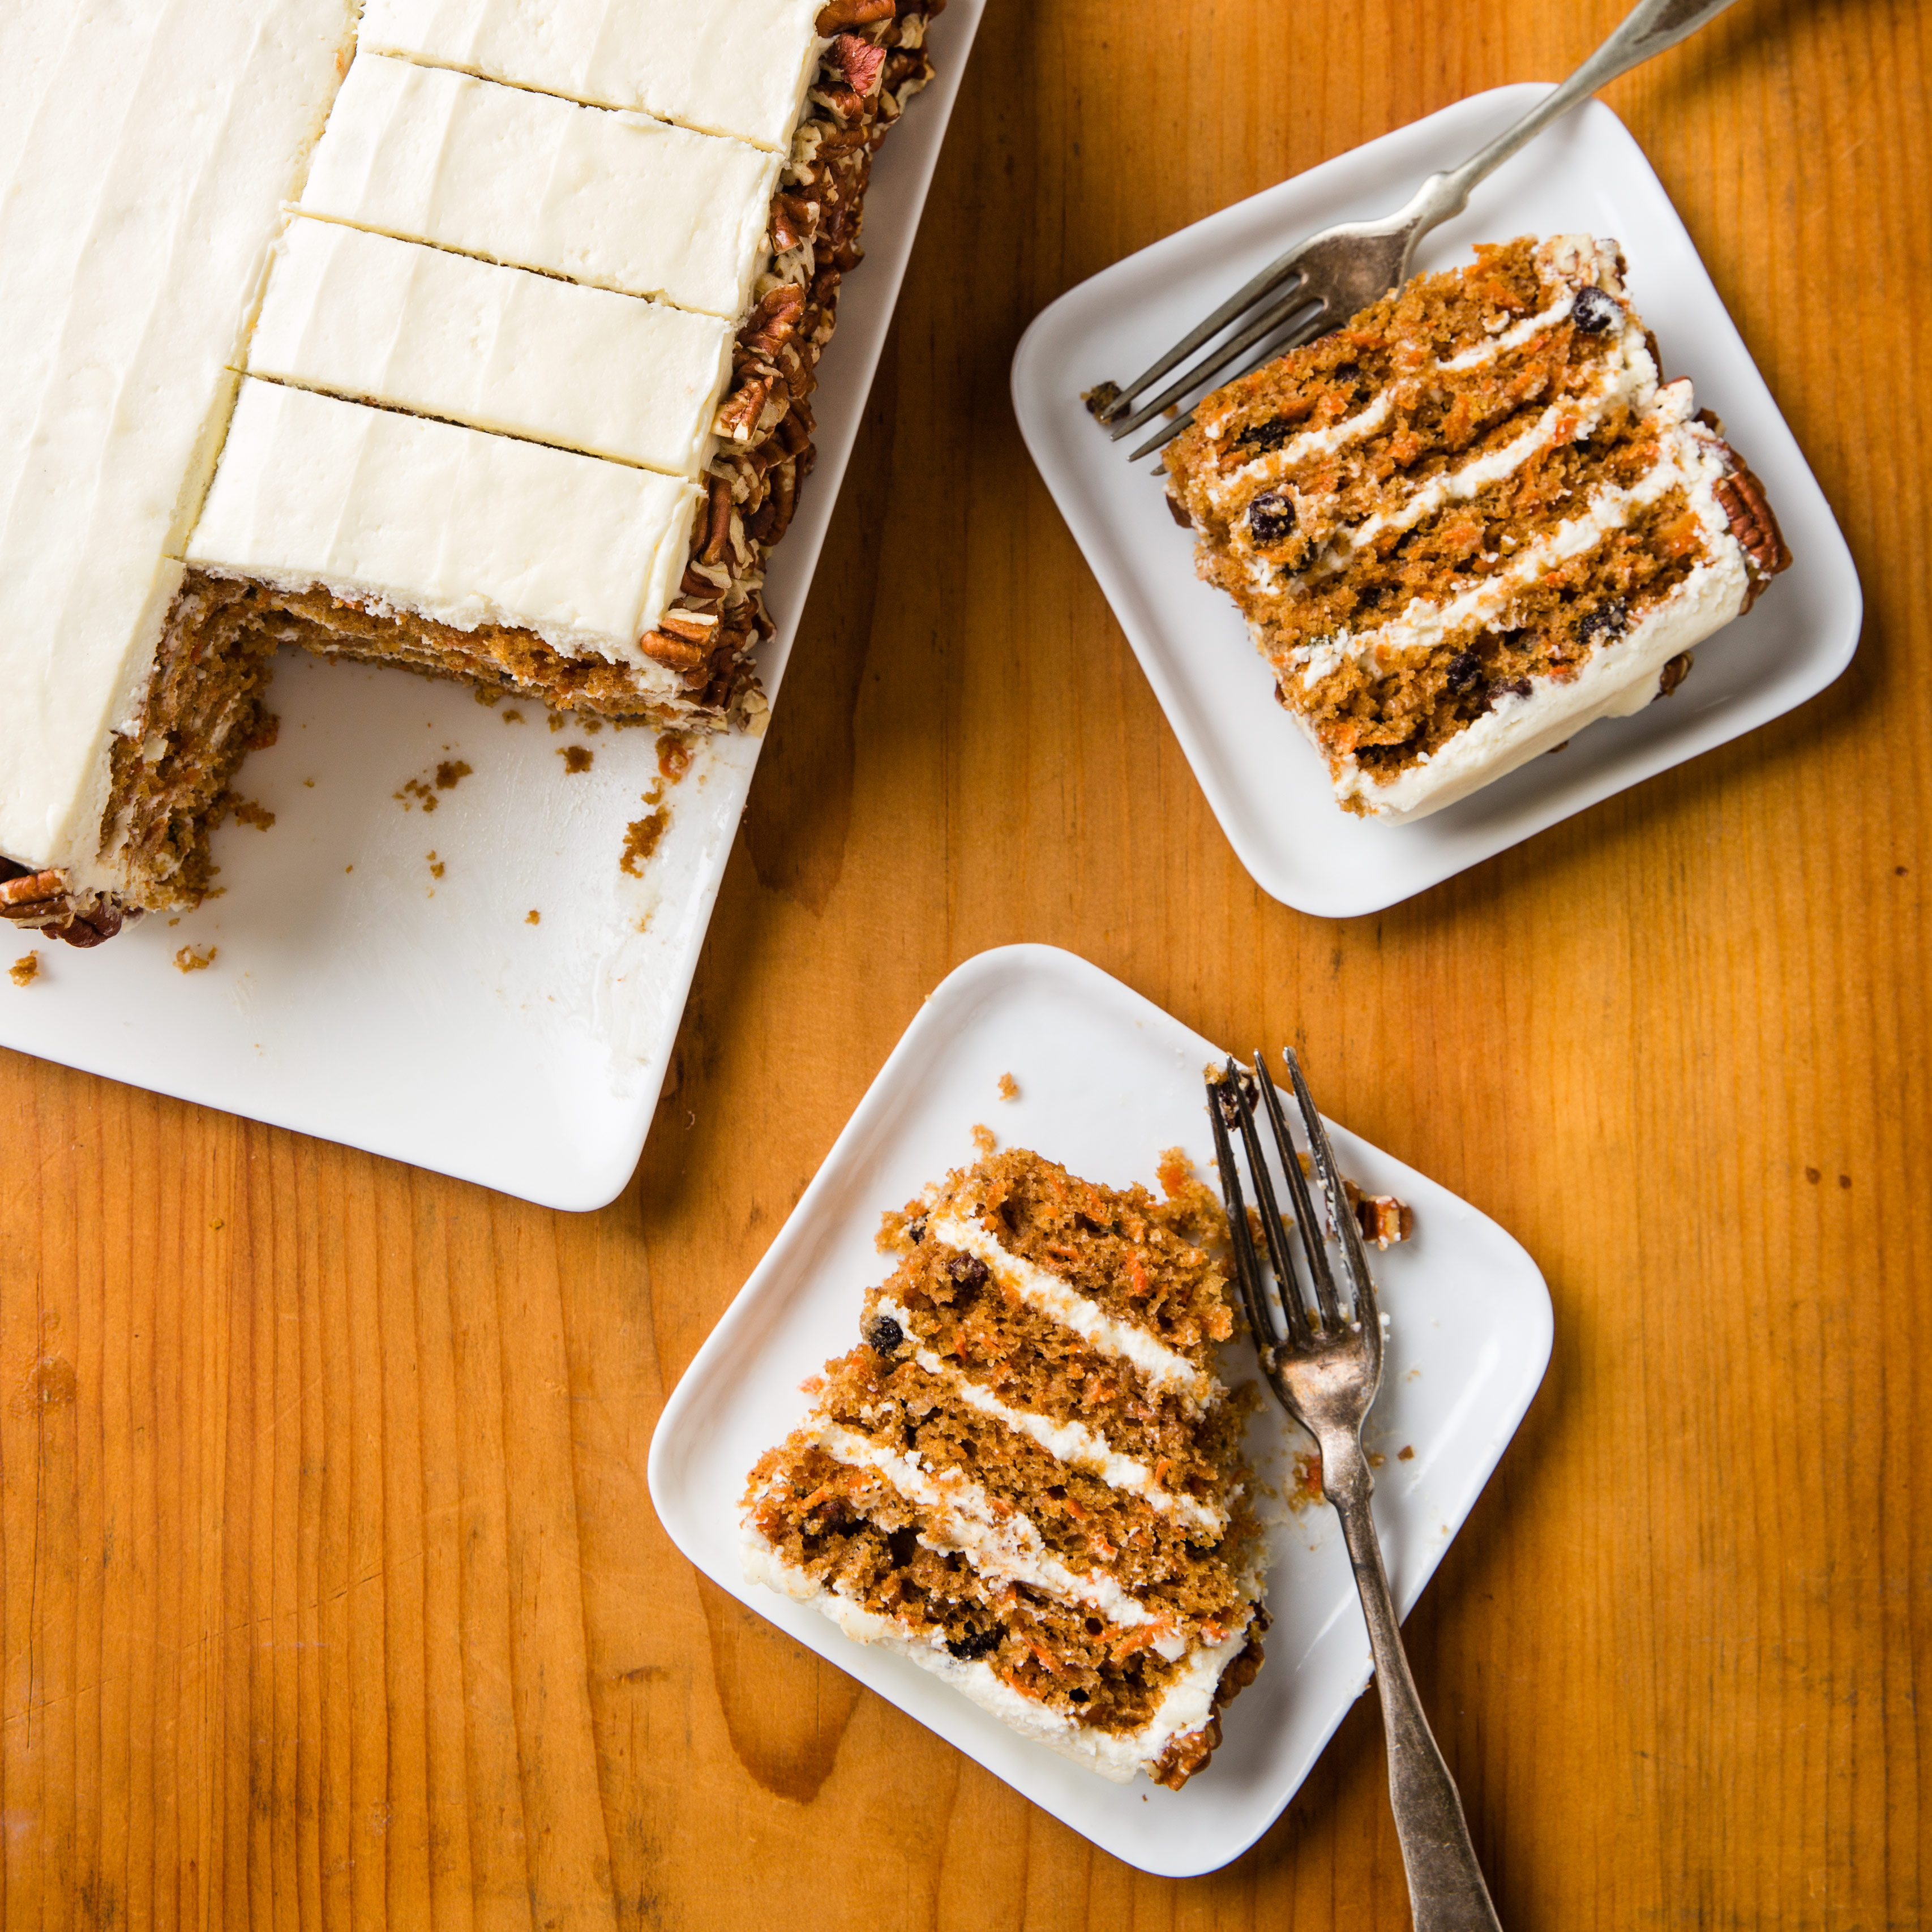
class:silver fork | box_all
[1207,1049,1502,1932]
[1097,0,1742,459]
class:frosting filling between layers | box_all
[926,1213,1222,1411]
[870,1296,1229,1535]
[806,1422,1184,1646]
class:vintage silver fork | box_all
[1097,0,1742,459]
[1207,1049,1502,1932]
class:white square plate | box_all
[0,1,982,1211]
[647,944,1552,1877]
[1010,87,1861,918]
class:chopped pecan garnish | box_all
[739,282,806,359]
[1655,650,1693,699]
[814,0,893,30]
[638,629,712,672]
[53,901,126,949]
[831,32,889,97]
[0,868,65,910]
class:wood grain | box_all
[2,0,1927,1921]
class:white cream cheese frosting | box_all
[0,0,359,885]
[186,380,702,663]
[249,218,736,475]
[299,52,782,318]
[359,0,828,152]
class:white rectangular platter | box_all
[1012,86,1861,918]
[0,1,982,1212]
[648,944,1553,1877]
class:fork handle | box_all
[1324,1445,1504,1932]
[1395,0,1745,259]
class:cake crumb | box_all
[559,744,593,775]
[620,807,670,877]
[996,1073,1019,1102]
[1398,1445,1415,1461]
[657,732,694,783]
[8,953,38,988]
[581,717,603,735]
[302,778,315,788]
[502,709,524,725]
[229,797,275,830]
[525,909,541,926]
[427,853,444,880]
[174,945,216,973]
[548,712,565,733]
[971,1123,997,1155]
[1288,1449,1325,1510]
[435,760,471,791]
[473,683,501,708]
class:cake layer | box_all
[248,218,735,475]
[299,53,781,317]
[359,0,827,151]
[0,0,357,888]
[185,380,701,660]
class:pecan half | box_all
[1655,650,1693,699]
[1713,464,1792,601]
[0,868,65,910]
[831,32,888,97]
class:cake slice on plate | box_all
[1163,235,1791,821]
[742,1147,1270,1789]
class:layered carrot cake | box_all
[0,0,939,945]
[742,1148,1269,1789]
[1163,236,1790,820]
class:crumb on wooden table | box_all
[174,945,216,973]
[8,953,37,988]
[997,1072,1019,1101]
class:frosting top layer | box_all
[186,379,702,663]
[300,52,782,318]
[359,0,828,150]
[0,0,358,882]
[249,218,735,475]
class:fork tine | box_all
[1124,306,1338,461]
[1098,251,1310,423]
[1222,1060,1317,1351]
[1204,1065,1283,1356]
[1280,1046,1381,1331]
[1105,280,1321,442]
[1252,1050,1347,1333]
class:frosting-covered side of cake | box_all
[0,0,358,898]
[1164,235,1791,821]
[742,1149,1268,1790]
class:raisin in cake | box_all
[742,1147,1268,1789]
[0,0,940,945]
[1163,235,1791,820]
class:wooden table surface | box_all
[3,0,1927,1922]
